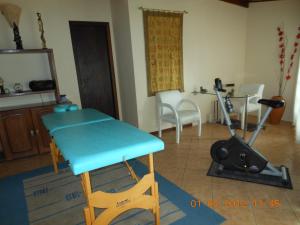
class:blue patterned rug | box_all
[0,160,225,225]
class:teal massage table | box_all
[42,108,164,225]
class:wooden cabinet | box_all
[31,106,53,153]
[0,109,38,159]
[0,49,60,160]
[0,105,54,160]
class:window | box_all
[294,58,300,143]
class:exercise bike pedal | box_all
[248,165,260,173]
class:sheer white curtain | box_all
[294,59,300,143]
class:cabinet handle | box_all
[30,130,35,136]
[35,129,40,135]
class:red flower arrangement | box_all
[277,25,300,96]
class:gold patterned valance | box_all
[143,10,184,96]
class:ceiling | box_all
[221,0,281,8]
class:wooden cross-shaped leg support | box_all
[81,154,160,225]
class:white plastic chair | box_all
[156,90,201,144]
[235,84,265,129]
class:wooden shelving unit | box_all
[0,48,60,102]
[0,89,55,98]
[0,49,60,160]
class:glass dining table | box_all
[192,90,254,139]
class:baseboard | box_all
[150,123,193,135]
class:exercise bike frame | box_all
[214,87,288,181]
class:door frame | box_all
[69,21,119,119]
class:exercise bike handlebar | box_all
[215,78,227,92]
[214,78,236,137]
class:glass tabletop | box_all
[191,90,252,99]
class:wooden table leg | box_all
[154,182,160,225]
[149,154,160,225]
[81,172,95,224]
[50,139,59,174]
[83,207,92,225]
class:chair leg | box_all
[158,119,162,138]
[257,108,261,124]
[176,123,180,144]
[240,111,245,130]
[198,120,201,137]
[221,113,224,124]
[180,123,183,132]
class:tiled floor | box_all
[0,121,299,225]
[139,121,300,225]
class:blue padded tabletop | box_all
[52,120,164,175]
[42,108,113,134]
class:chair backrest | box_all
[238,84,264,99]
[156,90,183,115]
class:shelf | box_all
[0,89,55,98]
[0,101,56,112]
[0,48,60,102]
[0,49,52,54]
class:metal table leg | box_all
[243,95,248,139]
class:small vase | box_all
[269,96,285,124]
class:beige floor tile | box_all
[245,183,291,210]
[291,175,300,190]
[185,155,212,171]
[181,168,213,204]
[214,207,256,225]
[285,191,300,221]
[253,208,300,225]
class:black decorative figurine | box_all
[37,12,47,49]
[13,22,23,49]
[200,86,207,93]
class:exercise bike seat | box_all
[258,99,284,108]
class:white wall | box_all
[111,0,138,125]
[127,0,247,132]
[245,0,300,121]
[2,0,296,129]
[0,0,121,114]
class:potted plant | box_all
[269,25,300,124]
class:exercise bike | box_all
[209,78,292,188]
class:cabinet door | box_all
[31,106,54,153]
[0,109,38,159]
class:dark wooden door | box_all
[31,106,54,153]
[69,21,118,118]
[0,109,38,159]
